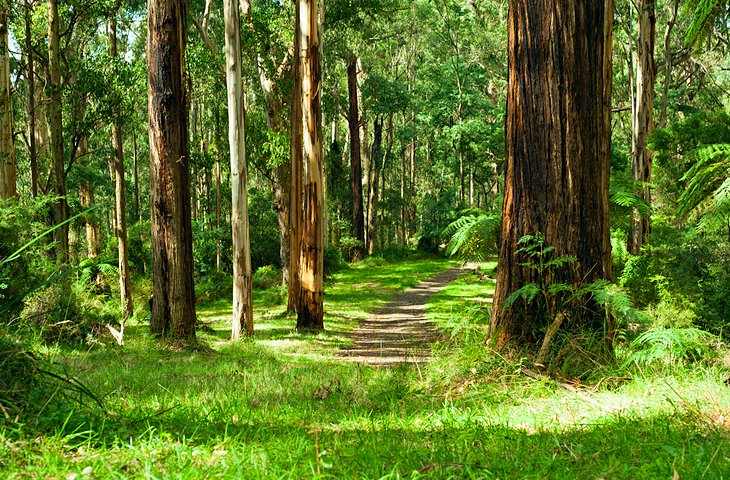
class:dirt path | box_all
[337,265,465,367]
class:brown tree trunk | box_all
[25,0,38,197]
[224,0,254,339]
[659,0,678,127]
[133,131,141,222]
[147,0,197,340]
[48,0,69,261]
[78,137,101,258]
[288,0,304,312]
[0,6,16,200]
[347,54,365,261]
[628,0,655,255]
[366,117,383,255]
[297,0,324,331]
[490,0,614,349]
[110,16,134,319]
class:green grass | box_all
[1,258,729,479]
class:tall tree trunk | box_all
[366,117,383,255]
[214,108,223,272]
[25,0,38,197]
[48,0,68,261]
[224,0,254,339]
[490,0,614,352]
[659,0,678,127]
[78,137,101,258]
[297,0,324,330]
[110,15,134,320]
[628,0,655,256]
[408,111,416,237]
[0,5,15,200]
[288,0,304,312]
[133,131,141,222]
[347,54,365,261]
[147,0,197,340]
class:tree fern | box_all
[442,211,500,261]
[678,143,730,231]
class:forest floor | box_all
[2,257,729,479]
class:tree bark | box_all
[132,131,141,222]
[224,0,254,339]
[25,0,38,197]
[78,137,101,258]
[0,6,15,200]
[347,54,365,261]
[297,0,324,331]
[48,0,69,262]
[366,117,383,255]
[659,0,678,127]
[288,0,304,312]
[490,0,614,349]
[147,0,197,340]
[628,0,655,256]
[110,15,134,319]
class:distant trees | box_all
[147,0,197,340]
[490,0,614,350]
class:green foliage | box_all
[252,265,282,290]
[442,209,500,261]
[416,186,462,253]
[324,245,347,278]
[248,189,282,271]
[0,335,102,433]
[678,143,730,231]
[627,326,718,365]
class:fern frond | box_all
[443,212,500,261]
[679,143,730,220]
[504,283,539,309]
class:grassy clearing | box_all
[2,258,729,479]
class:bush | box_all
[195,270,233,303]
[324,245,346,277]
[253,265,282,289]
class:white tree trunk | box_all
[224,0,254,339]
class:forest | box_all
[0,0,729,477]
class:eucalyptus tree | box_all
[490,0,614,356]
[0,3,14,200]
[628,0,656,255]
[48,0,68,261]
[108,6,133,320]
[289,0,303,312]
[224,0,253,339]
[147,0,197,339]
[296,0,324,330]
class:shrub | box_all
[253,265,282,289]
[324,245,346,277]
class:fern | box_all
[627,326,717,365]
[504,283,539,308]
[609,183,652,217]
[443,211,500,261]
[678,143,730,230]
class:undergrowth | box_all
[1,258,728,479]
